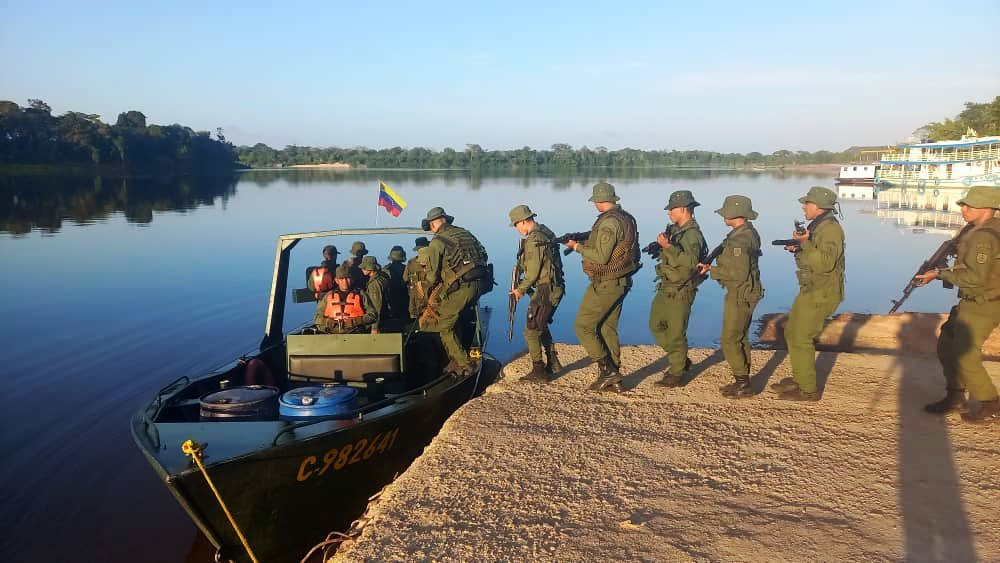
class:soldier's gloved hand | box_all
[697,263,710,275]
[509,289,523,301]
[791,229,809,243]
[784,245,800,253]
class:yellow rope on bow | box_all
[181,439,259,563]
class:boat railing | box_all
[881,146,1000,163]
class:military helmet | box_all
[359,255,379,271]
[388,245,406,261]
[334,265,351,279]
[957,185,1000,209]
[350,241,368,256]
[665,190,700,210]
[422,206,455,231]
[508,204,537,226]
[798,186,838,209]
[588,181,620,203]
[715,195,758,220]
[412,236,430,250]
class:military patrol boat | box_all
[131,227,499,563]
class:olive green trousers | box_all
[422,281,485,366]
[524,287,563,363]
[573,277,631,366]
[649,287,695,375]
[784,293,840,393]
[938,301,1000,401]
[721,293,761,377]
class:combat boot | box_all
[776,388,820,402]
[655,358,691,388]
[721,376,753,399]
[589,357,623,392]
[960,398,1000,424]
[923,389,967,415]
[545,348,563,375]
[520,361,549,383]
[770,377,799,393]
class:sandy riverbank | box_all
[334,345,999,561]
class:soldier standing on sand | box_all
[562,182,640,393]
[508,204,566,382]
[914,185,1000,423]
[404,237,431,323]
[698,195,764,398]
[420,206,491,376]
[650,190,707,388]
[772,186,845,402]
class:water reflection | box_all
[0,174,237,235]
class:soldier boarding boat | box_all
[131,227,499,563]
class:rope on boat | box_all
[181,440,259,563]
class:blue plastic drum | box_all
[279,385,358,420]
[199,385,280,421]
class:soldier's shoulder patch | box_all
[733,247,742,257]
[977,252,989,264]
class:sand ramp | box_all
[336,346,999,561]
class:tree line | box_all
[922,96,1000,141]
[0,99,239,173]
[237,143,857,170]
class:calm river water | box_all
[0,169,959,561]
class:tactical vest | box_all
[796,216,845,297]
[309,266,333,297]
[531,224,566,289]
[432,224,488,286]
[324,291,364,319]
[956,218,1000,301]
[582,207,640,283]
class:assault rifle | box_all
[682,242,726,288]
[888,223,974,314]
[642,224,684,259]
[771,220,807,248]
[508,240,524,341]
[538,231,591,256]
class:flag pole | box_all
[375,179,380,227]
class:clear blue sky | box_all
[2,0,998,153]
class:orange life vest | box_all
[324,291,364,319]
[311,267,333,296]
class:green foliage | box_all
[237,143,857,169]
[0,100,237,173]
[924,96,1000,140]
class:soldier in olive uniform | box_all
[650,190,708,387]
[344,241,369,291]
[509,204,566,382]
[914,185,1000,423]
[421,207,491,376]
[360,255,390,333]
[699,195,764,398]
[313,265,377,334]
[563,182,640,392]
[383,245,410,322]
[772,186,845,401]
[405,237,431,321]
[321,245,339,271]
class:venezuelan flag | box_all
[377,181,407,217]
